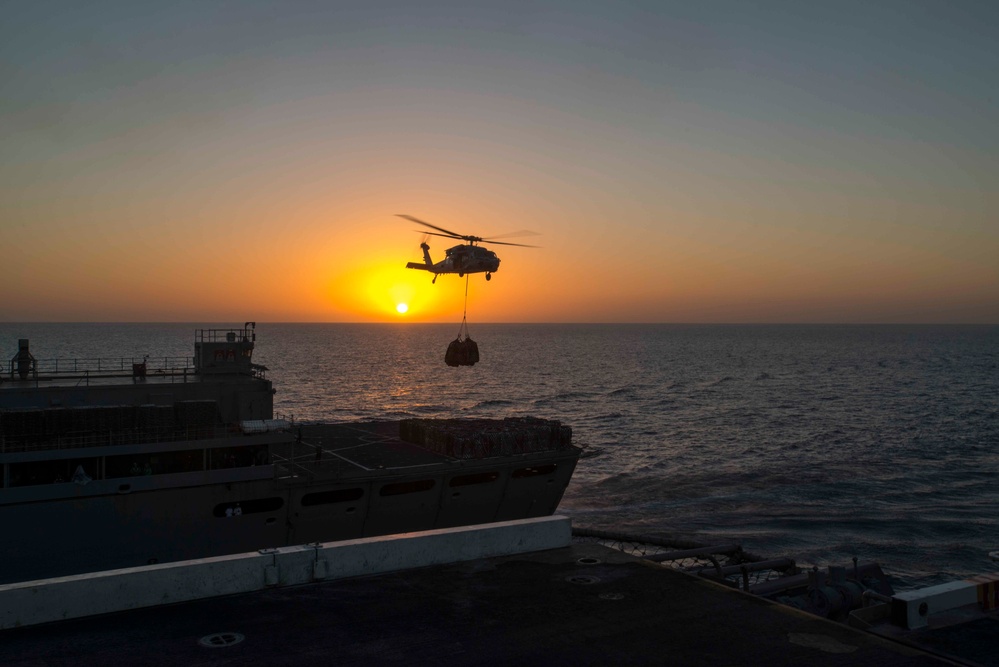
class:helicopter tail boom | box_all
[406,242,435,272]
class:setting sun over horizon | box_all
[2,3,997,324]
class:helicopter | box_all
[399,214,538,283]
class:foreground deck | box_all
[0,519,954,666]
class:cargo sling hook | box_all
[457,275,471,340]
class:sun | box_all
[396,303,409,314]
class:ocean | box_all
[3,322,997,589]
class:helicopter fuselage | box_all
[406,242,500,282]
[398,215,536,283]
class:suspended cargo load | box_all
[399,417,574,459]
[445,336,479,366]
[445,313,479,366]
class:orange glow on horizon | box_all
[3,201,996,324]
[324,259,469,322]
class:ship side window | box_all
[106,449,205,478]
[511,464,557,478]
[449,472,499,487]
[8,457,100,487]
[209,444,269,469]
[212,497,284,517]
[301,488,364,507]
[379,479,436,496]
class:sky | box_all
[2,1,997,323]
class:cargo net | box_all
[445,315,479,367]
[572,527,799,592]
[400,417,573,459]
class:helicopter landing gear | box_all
[485,273,492,281]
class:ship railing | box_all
[4,356,268,385]
[0,424,234,454]
[196,324,255,344]
[572,527,799,591]
[6,356,195,381]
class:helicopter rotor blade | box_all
[482,239,540,248]
[482,230,542,241]
[397,214,464,239]
[399,214,538,246]
[417,231,465,241]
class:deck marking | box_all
[787,633,857,654]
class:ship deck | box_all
[274,421,580,481]
[293,421,454,471]
[0,540,955,667]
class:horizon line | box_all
[2,321,996,327]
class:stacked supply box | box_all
[399,417,573,460]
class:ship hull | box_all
[0,424,578,584]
